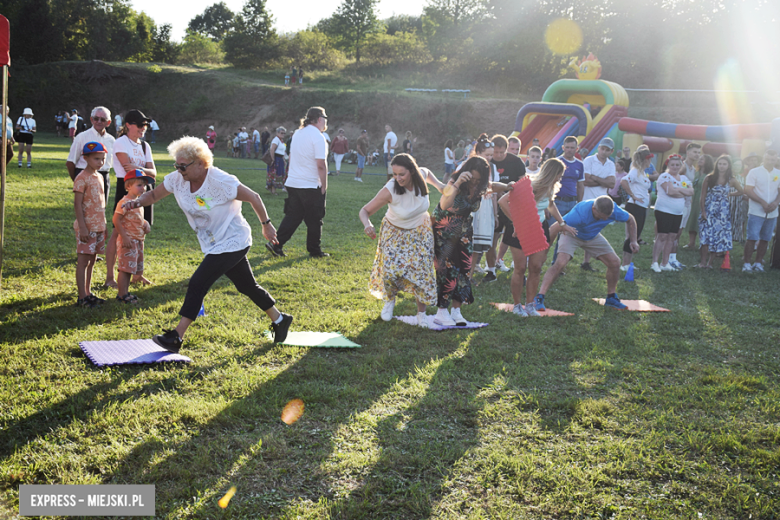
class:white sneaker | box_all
[417,312,429,328]
[434,308,456,326]
[354,177,363,182]
[651,262,662,273]
[496,259,511,273]
[525,303,541,317]
[380,299,395,321]
[742,263,753,272]
[512,304,528,317]
[620,265,628,272]
[450,307,467,326]
[660,263,676,272]
[752,263,765,272]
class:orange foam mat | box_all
[591,298,670,312]
[490,302,574,316]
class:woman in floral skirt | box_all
[359,154,444,327]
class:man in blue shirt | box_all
[535,196,639,310]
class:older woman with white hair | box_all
[123,136,293,353]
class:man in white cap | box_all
[580,137,617,271]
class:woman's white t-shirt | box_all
[384,179,430,229]
[112,135,155,179]
[655,172,686,215]
[68,114,78,129]
[272,136,286,156]
[625,168,652,208]
[163,166,252,255]
[16,117,35,133]
[444,148,455,165]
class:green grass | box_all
[1,135,779,519]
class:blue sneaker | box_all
[604,294,627,310]
[534,294,546,312]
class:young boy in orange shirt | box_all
[74,142,109,307]
[113,169,152,303]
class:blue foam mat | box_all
[79,339,192,367]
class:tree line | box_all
[1,0,775,91]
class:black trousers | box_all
[180,246,276,321]
[623,202,646,253]
[276,187,326,254]
[75,168,111,206]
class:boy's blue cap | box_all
[124,169,153,184]
[82,141,107,154]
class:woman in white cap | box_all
[206,125,217,151]
[15,108,36,168]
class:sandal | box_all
[76,297,97,308]
[116,293,139,304]
[86,294,106,305]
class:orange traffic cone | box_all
[721,251,731,271]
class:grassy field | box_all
[1,135,779,519]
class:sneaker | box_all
[742,263,753,272]
[310,251,331,258]
[604,294,628,310]
[525,303,541,316]
[474,265,485,274]
[450,307,467,326]
[433,308,456,327]
[620,264,628,272]
[265,241,286,257]
[483,272,497,283]
[671,260,685,270]
[27,163,32,168]
[752,263,765,273]
[534,294,546,312]
[580,262,598,272]
[380,299,395,321]
[270,313,293,343]
[512,303,528,317]
[660,263,676,272]
[18,162,22,168]
[153,329,183,353]
[496,259,511,272]
[416,312,429,328]
[651,262,662,273]
[354,177,363,182]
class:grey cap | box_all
[598,137,615,150]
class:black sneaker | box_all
[153,329,183,354]
[265,241,286,257]
[580,262,598,272]
[483,272,497,283]
[310,251,331,258]
[271,313,293,343]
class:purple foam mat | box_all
[394,315,489,331]
[79,339,192,367]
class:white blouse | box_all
[384,179,430,229]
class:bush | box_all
[277,30,346,70]
[177,32,225,65]
[361,32,431,67]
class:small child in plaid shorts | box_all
[113,169,152,303]
[73,142,109,308]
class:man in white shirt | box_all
[580,138,617,271]
[384,124,397,180]
[148,119,159,143]
[251,127,261,159]
[742,149,780,272]
[66,106,116,204]
[268,106,330,258]
[238,127,249,158]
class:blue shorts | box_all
[357,153,366,169]
[747,214,777,242]
[445,163,455,175]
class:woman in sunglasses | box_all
[104,109,156,289]
[122,136,293,352]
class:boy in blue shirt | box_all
[535,196,639,310]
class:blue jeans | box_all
[357,153,366,169]
[548,198,578,264]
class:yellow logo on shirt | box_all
[773,175,778,182]
[195,196,212,210]
[681,181,689,188]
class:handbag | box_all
[261,148,273,166]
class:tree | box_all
[152,24,180,63]
[188,2,235,41]
[222,0,278,68]
[421,0,485,60]
[178,32,224,64]
[332,0,381,63]
[279,30,345,70]
[384,14,422,35]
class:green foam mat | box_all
[264,331,361,348]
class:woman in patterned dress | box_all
[431,156,491,327]
[359,154,445,327]
[697,155,743,268]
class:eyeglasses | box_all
[174,160,195,171]
[130,122,148,128]
[92,117,109,122]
